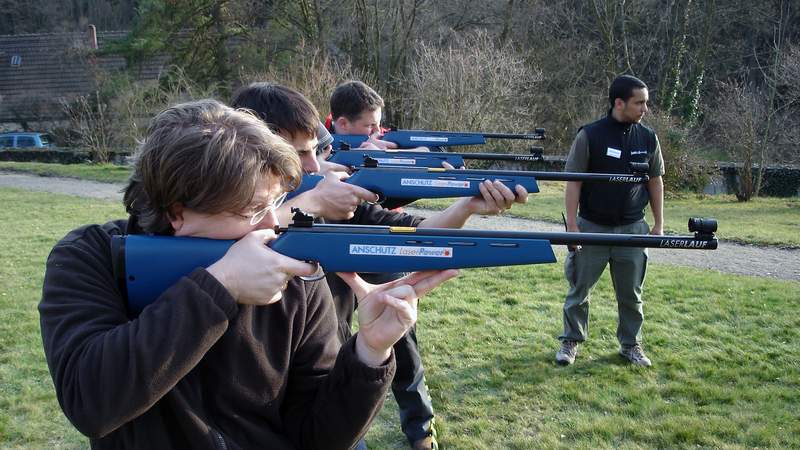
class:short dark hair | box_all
[231,82,319,139]
[608,75,648,107]
[330,80,384,121]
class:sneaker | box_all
[620,343,652,367]
[555,340,579,365]
[412,435,438,450]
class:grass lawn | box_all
[1,187,798,448]
[1,162,799,247]
[0,161,132,184]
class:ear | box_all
[613,98,625,110]
[167,203,185,233]
[334,116,350,133]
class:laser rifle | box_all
[112,211,717,314]
[331,128,546,151]
[326,147,545,169]
[288,159,651,206]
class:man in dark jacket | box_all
[555,74,665,367]
[231,81,527,450]
[39,99,458,449]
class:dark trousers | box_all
[560,217,650,346]
[359,273,435,444]
[391,324,435,443]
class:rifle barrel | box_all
[455,152,542,162]
[530,171,648,183]
[368,167,649,183]
[278,224,717,250]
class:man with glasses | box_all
[230,191,288,225]
[39,99,458,449]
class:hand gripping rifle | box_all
[331,128,546,151]
[288,158,651,206]
[112,211,718,315]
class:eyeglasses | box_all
[316,142,332,157]
[232,191,288,225]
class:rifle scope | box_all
[688,217,717,234]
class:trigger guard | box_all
[299,262,326,282]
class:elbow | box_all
[55,381,126,439]
[62,406,119,439]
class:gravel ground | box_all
[2,171,798,281]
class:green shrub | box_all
[645,109,711,193]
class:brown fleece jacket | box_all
[39,219,395,449]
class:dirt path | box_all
[2,171,798,281]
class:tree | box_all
[106,0,251,94]
[707,80,766,201]
[402,31,542,146]
[659,0,693,115]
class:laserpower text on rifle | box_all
[111,210,718,315]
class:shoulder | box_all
[636,122,657,140]
[580,117,606,133]
[49,220,127,263]
[41,220,131,326]
[43,221,129,296]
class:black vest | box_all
[578,114,657,225]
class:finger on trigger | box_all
[351,184,378,203]
[278,253,317,277]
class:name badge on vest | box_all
[606,147,622,159]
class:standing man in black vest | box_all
[555,74,664,367]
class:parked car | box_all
[0,132,52,148]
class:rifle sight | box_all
[688,217,717,234]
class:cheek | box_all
[301,153,320,172]
[181,218,254,240]
[353,123,373,135]
[219,224,256,240]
